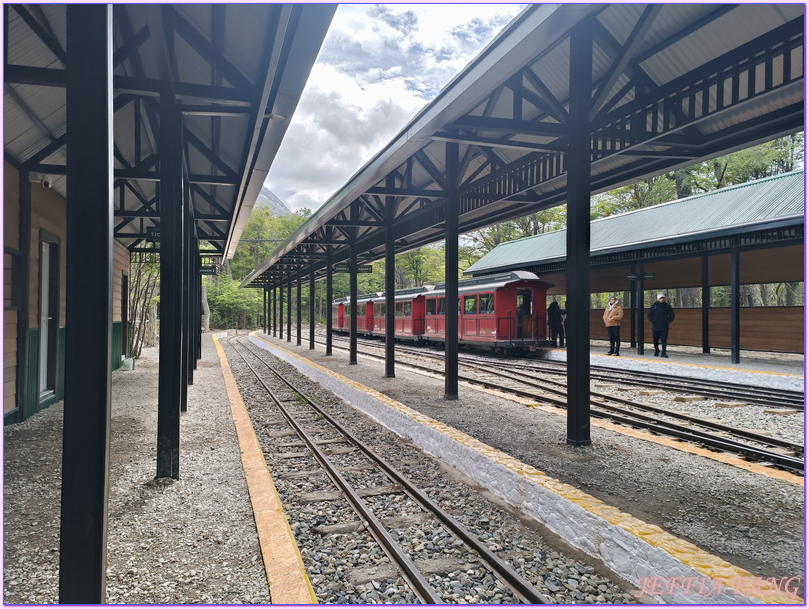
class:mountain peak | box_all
[255,186,292,216]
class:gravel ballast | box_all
[256,330,804,589]
[3,334,270,604]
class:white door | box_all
[39,242,49,393]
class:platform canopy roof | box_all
[4,4,335,258]
[465,169,805,276]
[243,3,803,289]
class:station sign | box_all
[146,227,160,241]
[625,273,655,281]
[333,264,373,273]
[199,266,218,275]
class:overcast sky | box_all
[264,3,526,213]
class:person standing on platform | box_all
[648,293,676,358]
[603,294,624,356]
[547,301,565,347]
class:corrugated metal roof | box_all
[465,170,806,275]
[4,4,335,256]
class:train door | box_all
[425,297,437,334]
[337,302,344,330]
[479,292,495,336]
[411,295,426,336]
[516,290,532,339]
[462,294,478,337]
[364,301,374,333]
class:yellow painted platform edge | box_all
[252,333,803,605]
[214,333,317,605]
[327,341,804,487]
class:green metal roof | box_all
[465,170,805,276]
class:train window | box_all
[378,303,385,316]
[404,302,412,316]
[426,298,436,315]
[437,298,446,314]
[480,293,494,314]
[396,303,403,317]
[464,295,477,314]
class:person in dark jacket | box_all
[647,293,675,357]
[547,301,565,347]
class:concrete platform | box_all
[538,342,804,392]
[251,330,804,605]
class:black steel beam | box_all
[565,22,592,447]
[309,263,315,349]
[286,276,292,342]
[15,171,32,422]
[702,254,710,354]
[325,249,333,356]
[263,287,267,334]
[448,115,567,137]
[155,75,182,484]
[444,141,459,400]
[279,281,284,340]
[296,268,302,346]
[59,6,113,603]
[385,175,396,378]
[730,247,740,364]
[272,286,277,337]
[349,238,358,365]
[636,262,645,355]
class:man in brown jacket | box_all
[603,294,624,356]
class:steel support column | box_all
[180,186,190,408]
[279,282,284,340]
[156,102,183,477]
[59,6,114,602]
[385,175,396,378]
[444,141,459,400]
[325,250,333,356]
[636,262,645,355]
[701,254,710,354]
[349,237,358,365]
[565,23,592,446]
[272,286,277,337]
[629,263,636,347]
[309,264,315,349]
[263,288,267,334]
[296,268,302,346]
[286,275,292,342]
[15,172,31,421]
[730,247,740,364]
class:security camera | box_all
[29,172,52,188]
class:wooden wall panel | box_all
[112,242,130,323]
[589,306,803,353]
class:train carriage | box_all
[370,286,432,341]
[331,294,379,334]
[423,271,551,354]
[332,272,552,355]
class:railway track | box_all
[225,336,552,604]
[321,332,803,410]
[316,334,804,474]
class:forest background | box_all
[127,134,803,356]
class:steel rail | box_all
[312,337,804,472]
[228,340,445,604]
[323,331,804,409]
[232,337,551,605]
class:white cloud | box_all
[265,4,526,212]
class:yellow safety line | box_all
[322,339,803,486]
[213,333,317,605]
[252,333,803,604]
[590,351,803,379]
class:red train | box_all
[331,271,552,354]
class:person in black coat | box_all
[547,301,565,347]
[647,293,675,358]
